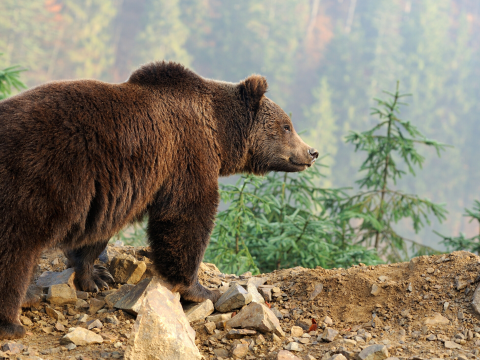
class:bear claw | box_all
[76,265,114,292]
[180,282,221,303]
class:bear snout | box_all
[308,148,319,162]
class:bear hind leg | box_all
[65,240,113,292]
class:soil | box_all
[2,247,480,360]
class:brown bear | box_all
[0,61,318,340]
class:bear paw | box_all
[0,322,26,340]
[180,282,221,303]
[77,265,114,293]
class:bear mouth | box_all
[289,158,311,168]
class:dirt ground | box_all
[2,247,480,359]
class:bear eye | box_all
[283,125,291,132]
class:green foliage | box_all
[340,82,448,261]
[110,221,148,247]
[436,200,480,254]
[205,163,381,276]
[0,54,27,100]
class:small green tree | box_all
[206,163,381,275]
[338,82,448,261]
[436,200,480,254]
[0,54,27,100]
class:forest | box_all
[1,0,479,271]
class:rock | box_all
[227,329,257,339]
[277,350,302,360]
[247,283,265,304]
[371,284,381,296]
[214,348,230,358]
[206,313,233,323]
[124,279,201,360]
[109,254,147,285]
[105,284,135,307]
[231,343,249,358]
[204,321,216,335]
[471,283,480,315]
[87,319,103,330]
[20,316,33,326]
[308,283,323,301]
[258,287,272,302]
[65,343,76,350]
[45,306,65,321]
[60,327,103,346]
[271,307,284,320]
[444,340,462,349]
[36,268,76,289]
[323,316,333,326]
[183,299,214,322]
[357,344,389,360]
[423,313,449,326]
[105,315,120,325]
[443,302,449,311]
[76,298,89,309]
[55,322,65,331]
[215,283,253,312]
[226,302,285,337]
[78,314,89,323]
[328,355,347,360]
[427,267,435,274]
[456,278,469,291]
[284,342,303,351]
[47,283,77,305]
[378,276,388,282]
[290,325,303,337]
[88,298,106,314]
[319,327,338,342]
[115,277,175,316]
[426,334,437,341]
[1,343,25,354]
[76,291,89,299]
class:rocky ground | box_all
[1,244,480,360]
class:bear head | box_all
[239,75,318,175]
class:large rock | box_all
[226,302,285,337]
[183,299,214,323]
[60,327,103,346]
[109,254,147,285]
[115,277,176,316]
[105,284,135,307]
[124,279,201,360]
[215,283,252,312]
[423,312,449,326]
[46,284,77,305]
[472,283,480,315]
[36,268,76,290]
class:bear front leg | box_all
[148,192,221,303]
[65,240,113,292]
[0,243,42,340]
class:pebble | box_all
[290,325,303,337]
[226,302,285,337]
[323,315,333,326]
[319,327,338,342]
[86,319,103,330]
[227,329,257,339]
[308,283,324,301]
[184,299,214,322]
[357,344,389,360]
[423,312,449,325]
[444,340,462,349]
[277,350,302,360]
[105,315,120,325]
[284,342,303,351]
[371,284,381,296]
[1,343,25,354]
[60,327,104,346]
[230,343,249,358]
[88,298,106,315]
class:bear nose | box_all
[308,148,319,161]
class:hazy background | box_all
[1,0,479,250]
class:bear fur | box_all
[0,61,318,339]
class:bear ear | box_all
[239,75,268,112]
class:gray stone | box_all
[78,314,89,323]
[357,344,389,360]
[284,342,303,351]
[277,350,302,360]
[271,307,284,319]
[206,313,233,323]
[215,283,253,312]
[105,315,120,325]
[60,327,103,346]
[65,343,76,351]
[213,348,230,358]
[115,277,175,316]
[124,278,201,360]
[308,283,323,301]
[1,343,25,354]
[226,329,257,339]
[319,327,338,342]
[230,343,249,358]
[88,298,105,314]
[47,284,77,305]
[105,284,135,307]
[226,302,285,337]
[183,299,214,322]
[87,319,103,330]
[472,283,480,315]
[444,340,462,349]
[204,321,216,335]
[371,284,381,296]
[323,316,333,326]
[76,291,89,299]
[36,268,76,290]
[258,287,272,302]
[426,334,437,341]
[247,283,265,304]
[109,254,147,285]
